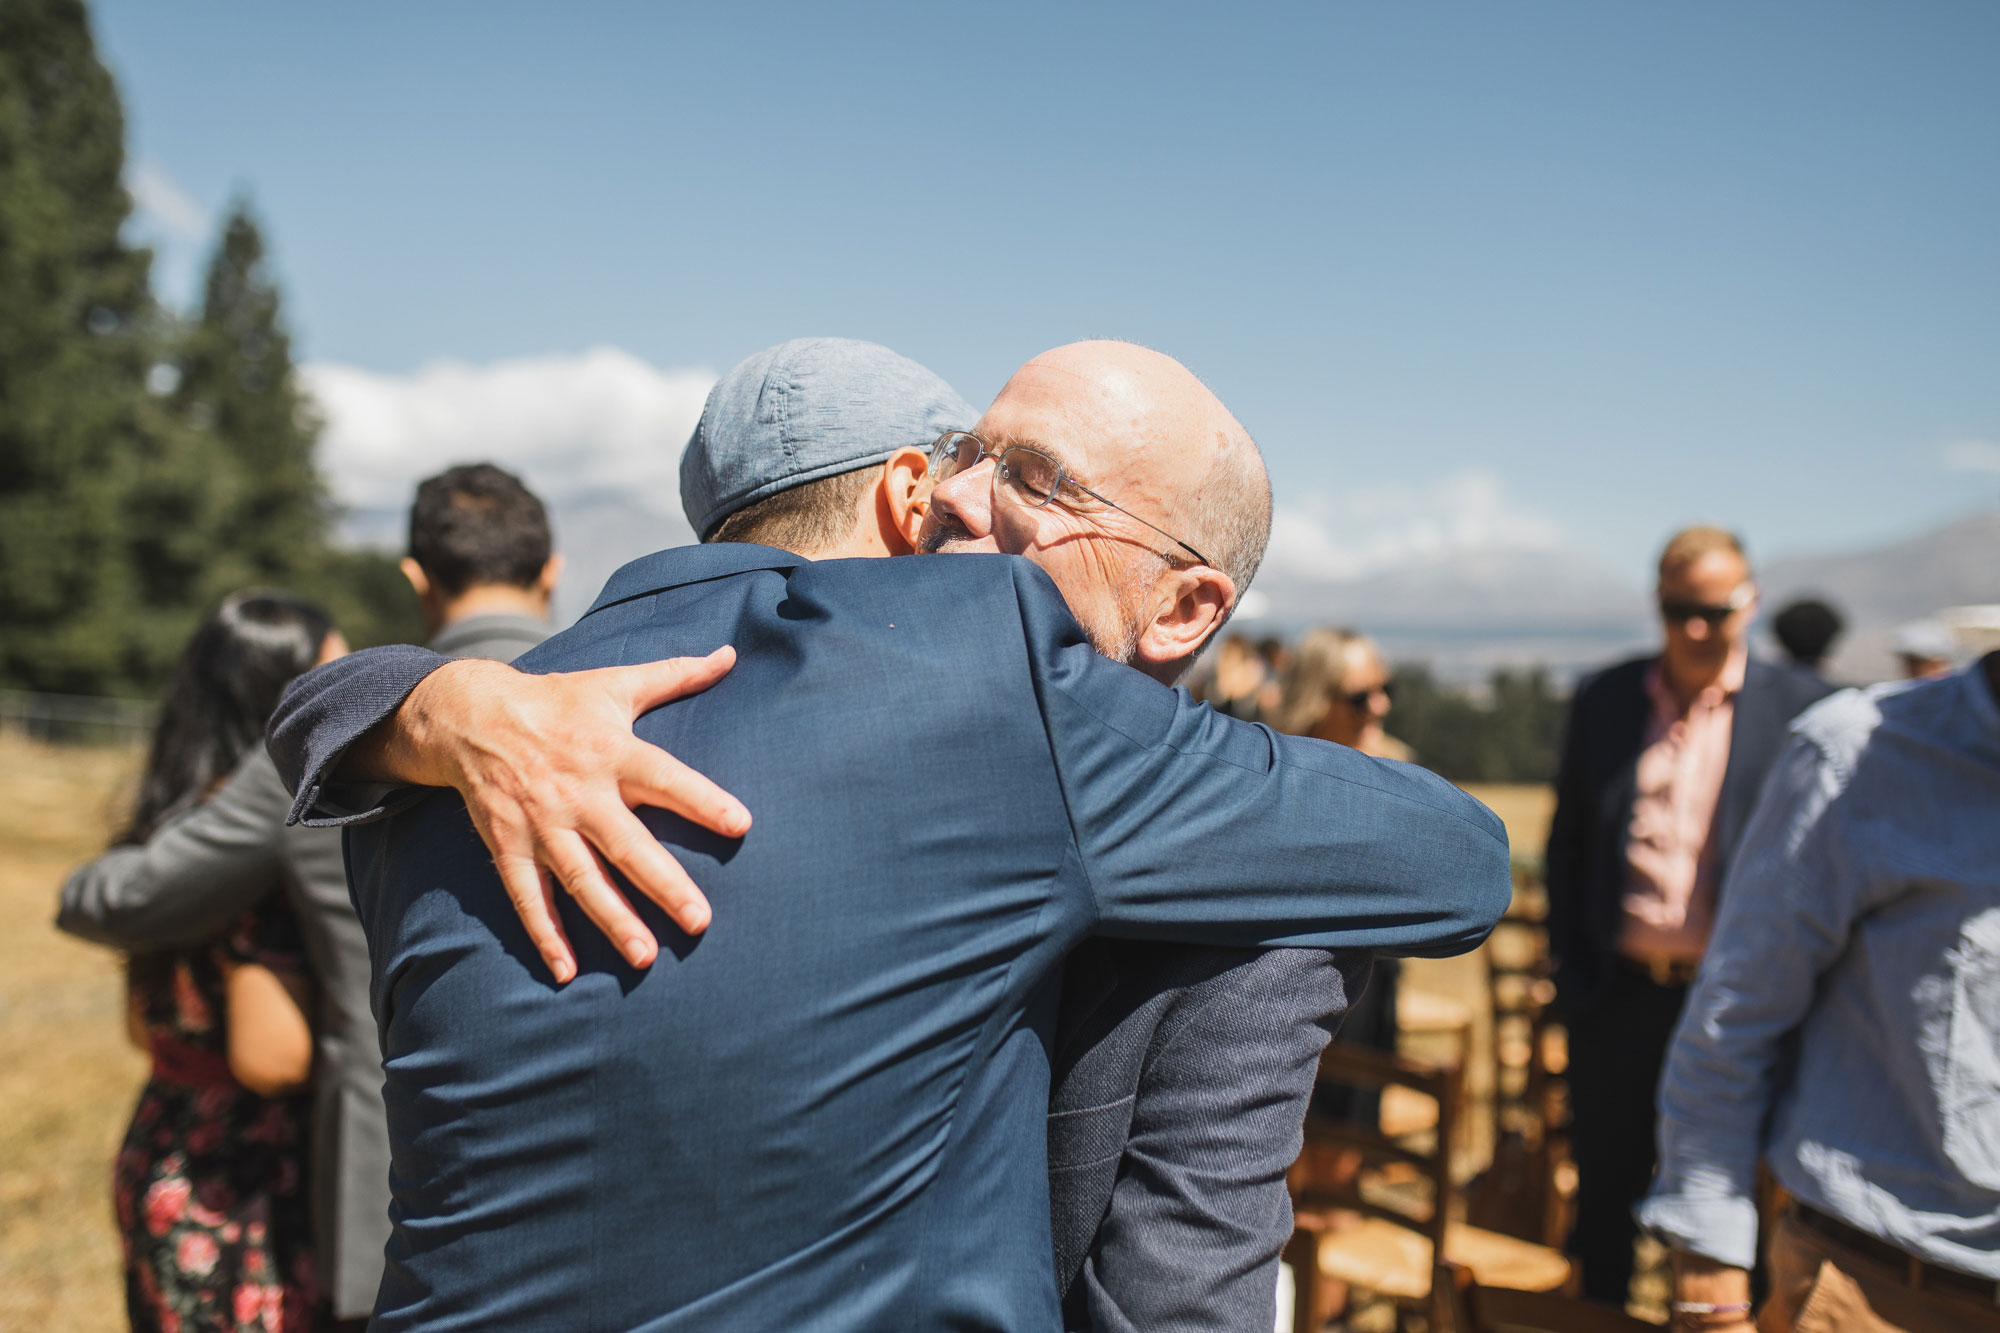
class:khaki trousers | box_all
[1759,1208,2000,1333]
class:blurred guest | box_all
[65,592,340,1332]
[63,594,383,1328]
[1640,653,2000,1332]
[1278,626,1413,761]
[1891,617,1956,681]
[1278,628,1412,1138]
[1770,597,1844,676]
[1255,634,1291,719]
[1545,526,1832,1304]
[402,462,560,661]
[1203,630,1273,721]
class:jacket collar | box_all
[583,542,806,619]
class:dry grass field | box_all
[0,733,146,1330]
[0,734,1558,1328]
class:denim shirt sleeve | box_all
[1638,728,1864,1267]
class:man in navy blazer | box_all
[270,342,1511,1328]
[1546,526,1833,1304]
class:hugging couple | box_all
[270,336,1510,1330]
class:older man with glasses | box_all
[263,338,1509,1330]
[1545,525,1834,1305]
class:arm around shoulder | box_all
[57,748,291,951]
[265,643,458,827]
[1013,568,1511,955]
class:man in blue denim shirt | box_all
[1639,653,2000,1332]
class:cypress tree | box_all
[170,199,424,650]
[0,0,158,693]
[171,200,331,582]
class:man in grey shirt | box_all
[1639,652,2000,1332]
[400,462,560,662]
[58,463,556,1325]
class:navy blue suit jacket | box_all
[1544,654,1834,1009]
[271,544,1510,1330]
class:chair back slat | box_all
[1298,1041,1463,1248]
[1434,1261,1651,1333]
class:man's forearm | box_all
[265,643,457,826]
[340,658,520,788]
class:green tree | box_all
[1388,663,1568,784]
[171,200,329,582]
[168,200,423,652]
[0,0,158,693]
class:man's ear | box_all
[1134,567,1236,683]
[537,553,564,597]
[399,557,432,600]
[875,447,934,557]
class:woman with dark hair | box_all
[83,590,345,1333]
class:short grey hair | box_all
[1180,426,1272,613]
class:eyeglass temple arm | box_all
[1067,478,1212,567]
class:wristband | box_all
[1672,1301,1751,1315]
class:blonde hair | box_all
[1277,627,1381,735]
[1658,525,1746,579]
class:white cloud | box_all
[1263,467,1563,582]
[301,347,717,516]
[127,161,207,242]
[1941,440,2000,476]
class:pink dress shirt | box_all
[1616,646,1747,964]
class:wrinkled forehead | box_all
[975,360,1185,510]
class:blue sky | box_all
[98,1,2000,588]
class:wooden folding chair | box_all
[1288,1043,1573,1333]
[1465,864,1578,1249]
[1432,1259,1652,1333]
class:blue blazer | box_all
[271,543,1511,1331]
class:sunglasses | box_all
[1341,683,1393,710]
[1659,582,1755,627]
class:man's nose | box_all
[1684,617,1712,642]
[931,460,996,537]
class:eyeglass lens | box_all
[932,434,1063,509]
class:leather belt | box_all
[1617,954,1700,987]
[1792,1202,2000,1307]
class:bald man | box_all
[924,346,1360,1330]
[267,341,1508,1329]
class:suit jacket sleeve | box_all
[57,748,291,950]
[1543,679,1595,1001]
[1069,949,1360,1333]
[1014,564,1512,956]
[265,643,452,827]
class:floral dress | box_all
[114,902,316,1333]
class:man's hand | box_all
[346,647,750,983]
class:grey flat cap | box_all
[680,337,978,540]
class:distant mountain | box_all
[1761,507,2000,682]
[1244,547,1652,682]
[1241,506,2000,684]
[545,494,696,625]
